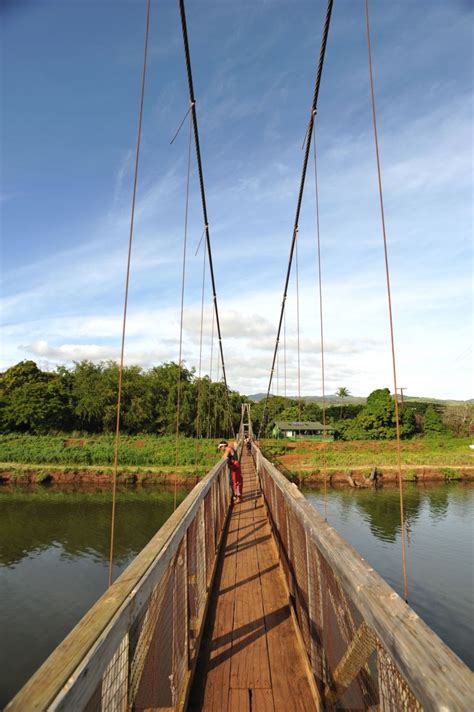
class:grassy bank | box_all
[262,436,473,466]
[261,436,474,482]
[0,434,221,467]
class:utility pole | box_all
[397,387,407,409]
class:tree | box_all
[423,406,446,434]
[442,404,473,437]
[343,388,395,440]
[336,386,350,420]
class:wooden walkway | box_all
[189,451,317,712]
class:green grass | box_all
[0,434,221,468]
[262,436,474,468]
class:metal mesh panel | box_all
[102,634,129,712]
[204,490,215,582]
[377,643,422,712]
[173,536,189,704]
[257,459,431,712]
[130,562,175,710]
[287,509,310,653]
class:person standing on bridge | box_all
[218,441,243,503]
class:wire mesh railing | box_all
[254,447,473,711]
[6,457,232,712]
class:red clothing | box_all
[231,460,243,498]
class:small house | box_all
[273,420,334,440]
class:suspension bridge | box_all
[5,0,472,709]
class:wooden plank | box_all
[228,688,249,711]
[228,687,274,711]
[256,499,318,711]
[229,492,272,691]
[258,455,474,711]
[6,459,230,712]
[196,503,240,711]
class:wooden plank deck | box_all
[188,451,318,712]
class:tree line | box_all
[0,360,243,437]
[0,360,471,439]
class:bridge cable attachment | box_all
[170,101,195,145]
[108,0,151,589]
[365,0,409,601]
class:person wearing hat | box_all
[218,440,243,502]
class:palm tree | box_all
[336,386,350,420]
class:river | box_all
[302,482,474,670]
[0,484,189,708]
[0,482,472,707]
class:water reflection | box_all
[302,482,474,670]
[0,484,189,707]
[0,484,188,567]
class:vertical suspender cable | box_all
[284,309,287,398]
[207,307,215,438]
[365,0,408,601]
[195,239,207,439]
[295,230,302,423]
[108,0,151,588]
[174,112,193,510]
[313,132,328,520]
[258,0,334,439]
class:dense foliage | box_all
[0,361,471,441]
[0,360,243,437]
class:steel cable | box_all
[108,0,151,588]
[179,0,235,437]
[174,111,193,510]
[313,131,328,521]
[365,0,409,601]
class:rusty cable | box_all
[108,0,151,588]
[174,111,193,509]
[365,0,408,601]
[195,238,207,439]
[313,131,328,521]
[295,230,302,424]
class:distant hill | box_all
[245,393,471,406]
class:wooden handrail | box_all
[256,448,473,711]
[6,458,229,712]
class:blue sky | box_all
[1,0,472,399]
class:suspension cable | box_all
[365,0,408,601]
[295,229,302,423]
[284,309,287,398]
[313,131,328,521]
[174,110,193,510]
[178,0,235,437]
[195,237,207,439]
[258,0,334,439]
[108,0,151,588]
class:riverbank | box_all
[1,460,473,486]
[0,462,205,485]
[280,464,474,485]
[261,436,474,483]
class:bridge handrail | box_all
[7,455,232,711]
[255,446,473,711]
